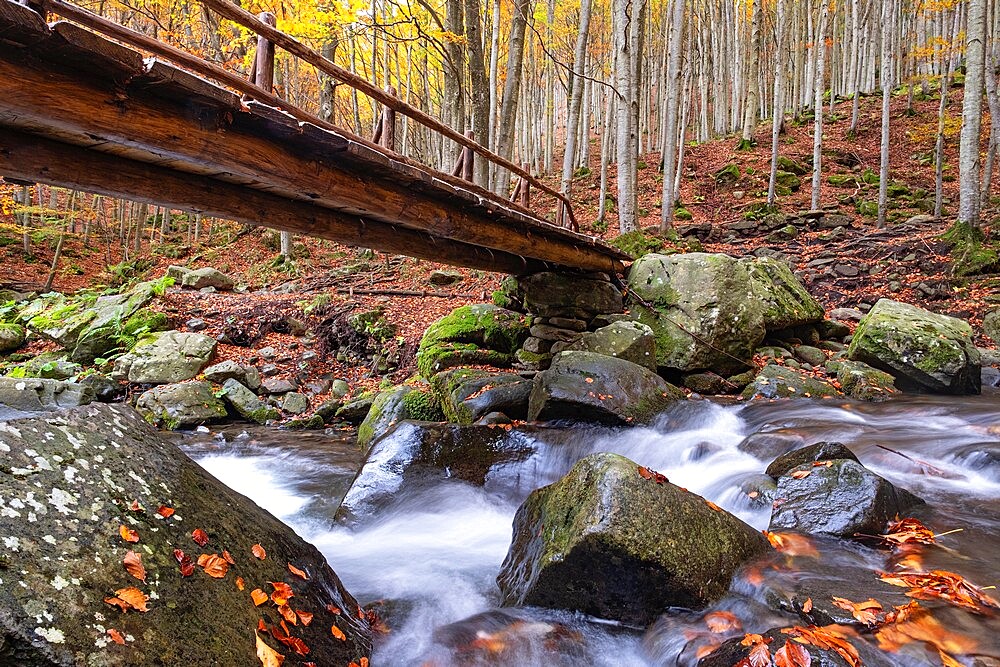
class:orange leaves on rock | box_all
[765,531,820,558]
[705,500,723,512]
[119,525,139,543]
[738,633,772,667]
[298,610,313,626]
[780,625,860,667]
[107,628,126,645]
[270,581,294,606]
[251,589,269,606]
[331,624,347,641]
[174,548,195,577]
[875,603,979,657]
[223,550,236,565]
[270,622,310,656]
[348,659,369,667]
[288,563,308,580]
[878,569,1000,614]
[197,553,230,578]
[128,500,142,512]
[802,598,813,613]
[156,505,175,518]
[831,597,884,626]
[104,587,150,613]
[790,469,812,479]
[236,576,246,591]
[252,544,267,560]
[774,641,811,667]
[637,465,668,484]
[255,631,285,667]
[192,528,209,546]
[878,517,937,546]
[705,610,742,634]
[278,604,298,625]
[326,604,341,615]
[123,550,146,582]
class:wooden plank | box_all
[136,59,241,109]
[0,45,627,272]
[46,21,145,78]
[0,0,49,46]
[0,128,549,275]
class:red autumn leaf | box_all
[123,550,146,582]
[192,528,209,546]
[278,603,298,625]
[774,641,811,667]
[119,525,139,543]
[104,596,130,613]
[173,549,195,577]
[255,631,285,667]
[107,628,126,645]
[236,576,245,591]
[331,625,347,641]
[128,500,142,512]
[198,553,230,578]
[802,597,813,613]
[705,610,742,633]
[223,550,236,565]
[326,604,341,615]
[288,563,308,580]
[156,505,175,518]
[779,625,860,667]
[878,569,1000,614]
[104,587,150,613]
[251,589,269,606]
[832,597,884,626]
[252,544,267,560]
[705,500,723,512]
[298,610,313,626]
[878,517,937,546]
[765,531,820,558]
[875,602,979,656]
[790,469,812,479]
[258,619,268,632]
[270,581,295,605]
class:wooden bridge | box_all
[0,0,629,276]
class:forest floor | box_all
[1,87,997,400]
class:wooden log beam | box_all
[0,50,625,273]
[0,129,552,275]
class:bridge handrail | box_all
[38,0,577,232]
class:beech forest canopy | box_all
[9,0,999,239]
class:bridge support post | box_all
[373,85,397,151]
[248,12,277,96]
[511,161,530,208]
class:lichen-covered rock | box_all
[220,378,279,424]
[627,253,766,374]
[517,272,622,319]
[769,459,923,537]
[496,453,771,625]
[0,322,26,353]
[742,257,824,331]
[0,377,93,412]
[528,351,684,425]
[983,308,1000,343]
[0,403,370,666]
[201,360,249,385]
[564,320,657,371]
[416,304,528,378]
[112,331,216,384]
[135,381,227,430]
[337,421,535,524]
[180,267,235,291]
[281,392,309,415]
[430,368,532,424]
[836,360,898,401]
[765,442,859,478]
[335,395,374,424]
[741,364,841,400]
[847,299,980,394]
[356,387,413,451]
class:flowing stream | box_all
[178,394,1000,665]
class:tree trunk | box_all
[738,0,763,149]
[559,0,594,198]
[811,0,830,211]
[959,0,987,227]
[613,0,646,233]
[464,0,490,187]
[768,0,788,206]
[444,0,466,165]
[877,0,894,229]
[494,0,533,194]
[659,0,684,232]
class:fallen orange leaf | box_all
[105,587,150,613]
[288,563,308,580]
[123,550,146,582]
[156,505,175,518]
[802,598,813,613]
[774,641,811,667]
[119,525,139,543]
[705,610,742,633]
[236,576,245,591]
[765,531,820,558]
[251,589,269,606]
[278,604,298,625]
[331,625,346,641]
[298,610,314,626]
[271,581,294,606]
[705,500,723,512]
[128,500,142,512]
[192,528,209,546]
[252,544,267,560]
[223,550,236,565]
[107,628,125,645]
[790,469,812,479]
[832,597,884,626]
[255,631,285,667]
[198,553,230,579]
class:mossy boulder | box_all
[563,320,657,371]
[858,200,879,218]
[627,253,765,374]
[827,173,856,187]
[0,322,26,354]
[496,453,771,625]
[528,351,684,425]
[430,368,532,424]
[847,299,980,394]
[769,458,923,537]
[713,163,741,185]
[135,381,228,430]
[0,376,94,412]
[179,267,235,291]
[775,170,802,192]
[777,156,807,175]
[984,309,1000,342]
[400,388,445,422]
[0,403,370,666]
[742,257,824,331]
[357,386,443,451]
[741,364,841,400]
[836,360,899,401]
[517,272,623,319]
[416,304,528,379]
[220,378,280,424]
[610,230,666,260]
[112,331,216,384]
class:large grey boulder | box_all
[356,387,444,451]
[627,253,766,374]
[741,364,841,400]
[564,320,657,371]
[0,322,26,353]
[983,308,1000,343]
[847,298,980,394]
[201,360,249,384]
[769,458,923,537]
[517,272,622,319]
[496,453,771,625]
[220,378,279,424]
[180,267,236,291]
[0,377,93,412]
[112,331,216,384]
[135,381,228,430]
[741,256,824,330]
[528,351,684,425]
[836,360,899,401]
[0,403,370,666]
[416,304,529,378]
[430,368,532,424]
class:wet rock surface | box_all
[112,331,216,384]
[0,377,93,412]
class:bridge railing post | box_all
[373,85,397,151]
[511,161,530,208]
[245,11,276,98]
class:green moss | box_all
[713,163,740,186]
[861,168,880,185]
[827,174,856,187]
[942,220,999,276]
[674,206,693,221]
[858,200,879,218]
[27,302,82,332]
[416,305,528,378]
[774,170,802,191]
[401,389,444,421]
[777,156,807,175]
[610,230,666,259]
[246,405,280,424]
[886,182,911,198]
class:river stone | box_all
[0,376,94,412]
[112,331,216,384]
[336,421,535,524]
[0,322,26,353]
[741,364,841,400]
[528,351,684,425]
[627,253,765,375]
[699,626,887,667]
[336,395,375,424]
[847,299,981,394]
[262,378,297,395]
[220,378,279,424]
[793,345,827,366]
[431,368,532,424]
[356,386,414,451]
[135,381,227,430]
[563,320,657,371]
[0,403,370,666]
[517,272,622,319]
[180,266,235,291]
[429,269,463,286]
[79,373,122,403]
[741,256,824,331]
[201,359,248,384]
[765,442,859,478]
[496,453,771,625]
[281,392,309,415]
[837,360,898,401]
[682,372,727,395]
[416,304,529,378]
[984,309,1000,342]
[769,459,923,537]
